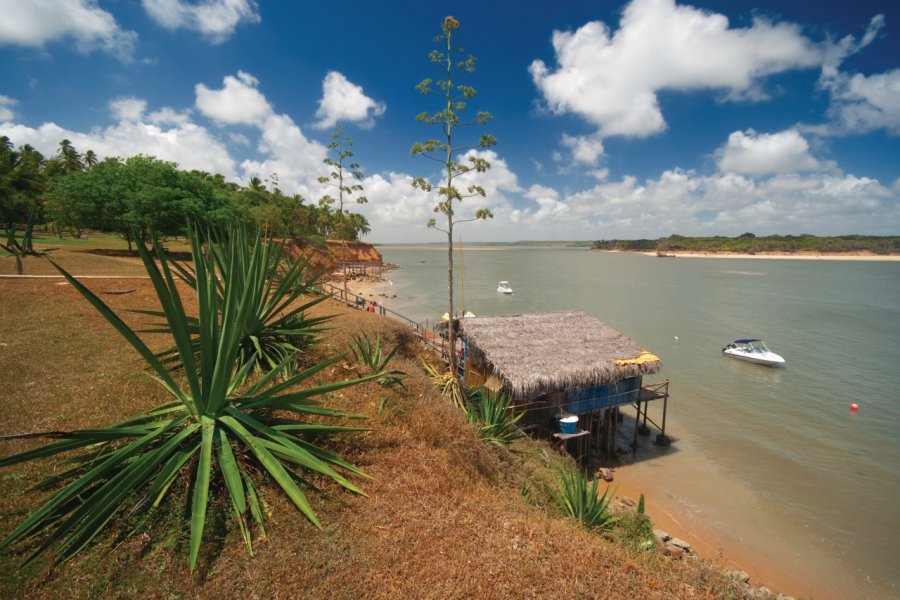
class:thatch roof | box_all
[459,310,661,399]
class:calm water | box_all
[376,245,900,599]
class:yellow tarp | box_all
[615,349,660,366]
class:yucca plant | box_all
[465,387,523,446]
[549,469,618,531]
[0,227,382,570]
[349,333,407,389]
[144,227,332,375]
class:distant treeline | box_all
[2,136,369,254]
[591,233,900,255]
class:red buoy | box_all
[850,403,859,412]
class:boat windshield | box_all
[747,341,769,353]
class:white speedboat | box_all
[497,280,513,294]
[723,339,785,366]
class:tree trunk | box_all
[447,225,456,378]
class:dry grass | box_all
[0,245,743,599]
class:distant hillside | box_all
[591,234,900,255]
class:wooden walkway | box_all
[318,281,449,358]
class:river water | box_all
[374,245,900,599]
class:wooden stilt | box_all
[632,402,640,452]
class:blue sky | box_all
[1,0,898,243]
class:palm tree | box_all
[248,175,266,192]
[83,149,98,168]
[57,139,83,173]
[0,141,46,270]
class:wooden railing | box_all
[317,281,449,359]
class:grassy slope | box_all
[0,244,742,599]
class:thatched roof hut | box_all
[458,310,660,399]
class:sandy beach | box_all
[637,250,900,261]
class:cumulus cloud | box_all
[489,168,895,241]
[357,152,897,242]
[109,97,147,122]
[345,150,522,242]
[514,184,570,224]
[561,133,605,165]
[801,14,898,136]
[314,71,386,130]
[0,0,137,60]
[823,68,900,135]
[354,172,434,241]
[240,113,327,200]
[195,71,272,125]
[456,150,522,198]
[142,0,260,43]
[0,95,17,121]
[191,70,329,197]
[717,129,821,176]
[0,118,238,179]
[529,0,821,138]
[147,107,192,125]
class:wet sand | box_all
[610,456,838,599]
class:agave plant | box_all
[421,361,466,412]
[145,227,332,375]
[550,469,618,531]
[465,387,523,446]
[349,333,407,389]
[0,228,382,570]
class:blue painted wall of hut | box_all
[565,377,641,414]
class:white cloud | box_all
[354,172,434,241]
[147,107,192,125]
[195,71,272,125]
[803,14,897,137]
[192,70,330,198]
[314,71,386,130]
[529,0,821,138]
[458,150,521,194]
[717,129,821,176]
[240,113,327,200]
[515,184,570,223]
[522,169,896,239]
[349,151,521,242]
[109,97,147,122]
[561,133,605,165]
[0,0,136,60]
[142,0,260,43]
[363,157,897,242]
[0,118,238,179]
[0,95,17,121]
[824,68,900,135]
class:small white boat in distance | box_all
[723,339,785,366]
[497,280,514,294]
